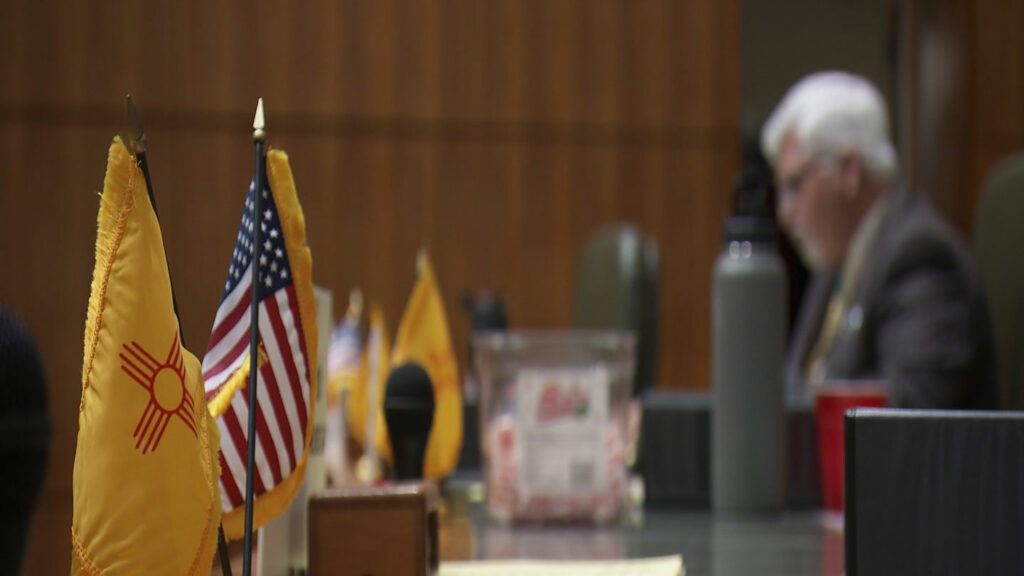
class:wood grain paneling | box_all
[972,0,1024,139]
[903,0,971,231]
[907,0,1024,238]
[1,2,739,574]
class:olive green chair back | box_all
[573,224,659,395]
[976,151,1024,410]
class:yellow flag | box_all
[392,254,462,480]
[345,304,393,464]
[72,137,221,574]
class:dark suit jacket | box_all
[786,190,996,409]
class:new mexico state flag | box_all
[72,137,221,575]
[392,254,462,480]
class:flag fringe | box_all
[81,137,138,410]
[267,148,320,488]
[266,148,318,409]
[192,394,223,574]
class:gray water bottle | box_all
[711,168,787,515]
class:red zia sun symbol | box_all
[120,332,198,454]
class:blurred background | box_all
[1,0,1021,572]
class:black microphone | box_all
[384,362,435,480]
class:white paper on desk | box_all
[439,555,684,576]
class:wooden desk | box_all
[215,495,843,575]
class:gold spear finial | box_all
[346,288,364,322]
[253,97,266,142]
[125,94,147,154]
[416,246,429,278]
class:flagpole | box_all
[125,95,187,338]
[125,95,234,576]
[242,97,267,576]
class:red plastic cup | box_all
[815,383,888,514]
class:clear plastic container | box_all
[471,330,636,524]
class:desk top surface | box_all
[444,505,844,576]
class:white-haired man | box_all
[762,71,995,409]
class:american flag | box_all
[202,168,312,516]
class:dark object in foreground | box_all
[845,409,1024,575]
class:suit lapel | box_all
[786,272,838,397]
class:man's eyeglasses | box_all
[778,156,834,200]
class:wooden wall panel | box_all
[1,2,739,573]
[903,0,970,231]
[967,0,1024,223]
[908,0,1024,237]
[0,2,740,125]
[971,0,1024,138]
[0,124,109,499]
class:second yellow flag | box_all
[392,255,462,480]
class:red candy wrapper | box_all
[485,412,628,524]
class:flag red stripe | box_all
[120,360,150,390]
[219,451,244,508]
[280,288,310,416]
[221,402,267,503]
[203,353,245,399]
[265,292,309,438]
[221,405,250,498]
[128,341,160,372]
[217,410,246,510]
[176,409,198,437]
[134,402,152,439]
[258,354,297,471]
[207,287,252,352]
[289,285,311,387]
[259,297,303,460]
[240,386,269,496]
[254,363,287,483]
[149,414,172,455]
[280,287,311,412]
[203,331,249,383]
[168,332,180,366]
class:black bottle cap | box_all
[723,166,778,244]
